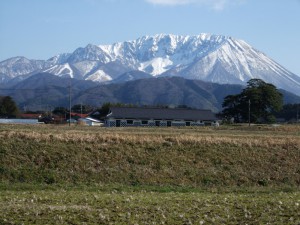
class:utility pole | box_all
[248,99,251,127]
[297,104,299,123]
[69,81,72,127]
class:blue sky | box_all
[1,0,300,75]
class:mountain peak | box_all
[0,56,30,64]
[0,34,299,94]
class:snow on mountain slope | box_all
[139,57,174,75]
[47,53,71,65]
[44,63,74,78]
[85,70,112,82]
[67,44,112,64]
[168,37,300,93]
[97,34,227,75]
[0,57,46,82]
[0,34,300,94]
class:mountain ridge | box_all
[1,34,300,94]
[1,73,299,112]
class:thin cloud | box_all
[145,0,245,11]
[146,0,193,5]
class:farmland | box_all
[0,124,300,224]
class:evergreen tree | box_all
[275,104,300,121]
[0,96,20,118]
[222,79,283,123]
[222,94,243,123]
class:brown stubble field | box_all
[0,124,299,224]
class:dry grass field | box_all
[0,124,299,224]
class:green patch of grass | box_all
[0,187,299,224]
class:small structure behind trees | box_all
[221,79,283,124]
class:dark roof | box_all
[106,107,216,121]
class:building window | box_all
[186,121,191,126]
[127,120,134,125]
[141,120,148,125]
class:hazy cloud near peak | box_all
[145,0,245,10]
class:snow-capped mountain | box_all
[1,34,300,94]
[0,57,46,82]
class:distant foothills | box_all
[0,73,299,123]
[0,34,300,122]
